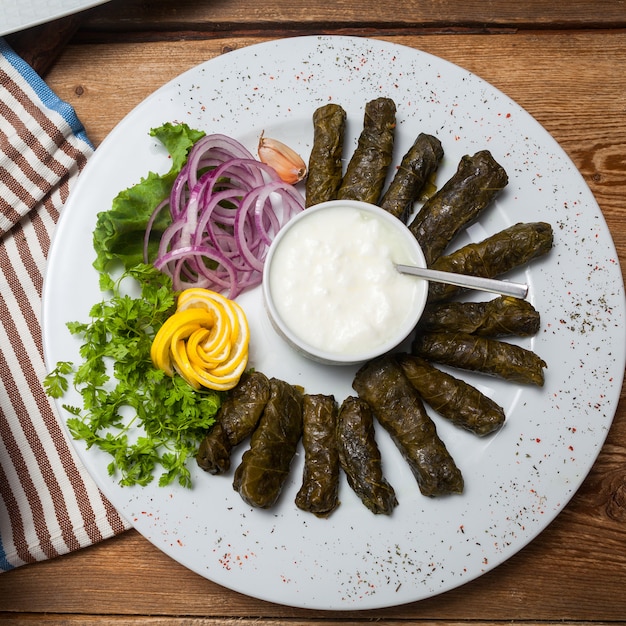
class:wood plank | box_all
[78,0,626,31]
[3,614,616,626]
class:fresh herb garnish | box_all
[45,264,222,488]
[92,122,206,290]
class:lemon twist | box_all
[151,288,250,391]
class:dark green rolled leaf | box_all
[379,132,444,222]
[412,331,547,386]
[417,296,541,337]
[196,371,270,475]
[337,97,396,204]
[295,394,341,517]
[353,356,464,497]
[427,221,554,302]
[396,353,505,436]
[408,150,508,265]
[233,379,303,508]
[305,104,347,207]
[336,396,398,515]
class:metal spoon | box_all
[395,263,529,299]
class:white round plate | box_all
[42,35,626,610]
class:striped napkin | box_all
[0,37,130,572]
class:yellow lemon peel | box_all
[151,288,250,391]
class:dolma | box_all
[196,371,270,474]
[427,221,554,302]
[412,331,547,386]
[336,396,398,515]
[379,132,444,223]
[416,296,541,337]
[353,356,464,497]
[305,103,347,207]
[337,97,396,204]
[396,353,505,436]
[295,394,341,518]
[233,378,303,508]
[408,150,508,265]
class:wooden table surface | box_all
[2,0,626,623]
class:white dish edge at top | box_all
[42,35,626,610]
[0,0,109,36]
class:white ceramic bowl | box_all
[262,200,428,365]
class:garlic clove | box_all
[258,134,307,184]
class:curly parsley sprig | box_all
[44,264,222,488]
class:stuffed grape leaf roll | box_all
[408,150,508,265]
[396,353,505,436]
[379,132,444,223]
[353,356,464,497]
[295,394,341,518]
[196,371,271,474]
[416,296,541,337]
[427,221,554,302]
[337,97,396,204]
[412,331,547,386]
[305,103,347,207]
[336,396,398,515]
[233,378,303,508]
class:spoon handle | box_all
[395,264,528,300]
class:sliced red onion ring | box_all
[145,133,305,299]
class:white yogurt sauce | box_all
[268,205,425,356]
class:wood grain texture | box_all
[4,14,84,76]
[1,6,625,624]
[3,614,615,626]
[79,0,626,30]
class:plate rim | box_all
[42,34,626,611]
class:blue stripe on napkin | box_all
[0,37,92,148]
[0,535,13,572]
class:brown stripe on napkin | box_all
[1,45,130,571]
[0,191,23,228]
[2,135,60,193]
[0,462,37,564]
[2,71,90,163]
[0,67,88,234]
[0,94,75,178]
[0,289,83,556]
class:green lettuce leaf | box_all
[92,122,205,283]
